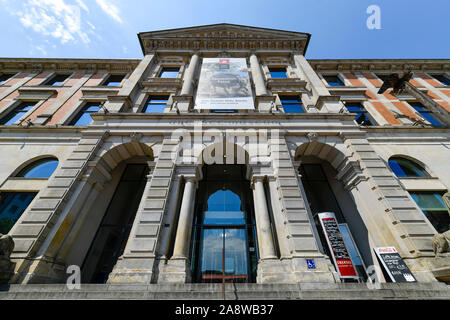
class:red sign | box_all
[318,212,358,279]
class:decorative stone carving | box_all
[0,234,15,284]
[307,132,318,142]
[432,230,450,255]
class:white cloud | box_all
[4,0,92,44]
[95,0,123,24]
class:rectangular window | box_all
[432,74,450,86]
[103,74,125,86]
[269,67,287,79]
[159,67,179,78]
[279,95,304,113]
[344,102,373,126]
[69,102,101,126]
[410,192,449,233]
[0,192,37,234]
[142,96,168,113]
[0,73,15,85]
[323,75,345,86]
[0,101,37,125]
[45,74,70,86]
[408,101,441,126]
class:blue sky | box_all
[0,0,448,60]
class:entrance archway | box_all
[190,164,258,283]
[295,142,373,282]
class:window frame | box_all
[344,102,374,126]
[407,101,442,127]
[68,102,102,126]
[388,156,431,179]
[101,74,126,87]
[0,101,38,125]
[43,73,71,86]
[0,73,17,85]
[323,74,345,87]
[278,95,305,113]
[268,67,288,79]
[142,95,169,113]
[158,67,180,79]
[0,192,38,234]
[431,74,450,86]
[16,157,59,178]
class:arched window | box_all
[16,157,58,178]
[388,157,430,178]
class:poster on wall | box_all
[374,247,417,282]
[194,58,254,110]
[318,212,358,279]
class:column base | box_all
[157,257,191,283]
[106,256,156,284]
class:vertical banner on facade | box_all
[194,58,254,110]
[374,247,416,282]
[318,212,358,279]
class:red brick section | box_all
[362,72,382,87]
[84,72,106,86]
[427,90,441,99]
[64,72,85,86]
[435,100,450,112]
[391,101,420,121]
[24,71,52,86]
[26,89,69,123]
[417,73,442,87]
[440,89,450,99]
[370,101,402,125]
[48,90,83,125]
[342,72,364,86]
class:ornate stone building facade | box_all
[0,24,449,298]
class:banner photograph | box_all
[194,58,254,110]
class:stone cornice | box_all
[0,58,140,73]
[138,23,310,55]
[308,59,450,73]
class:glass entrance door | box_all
[199,227,249,283]
[190,165,258,283]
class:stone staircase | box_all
[0,282,449,300]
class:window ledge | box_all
[399,177,447,191]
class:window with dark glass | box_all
[0,192,37,234]
[69,102,101,126]
[408,102,442,126]
[0,101,37,125]
[0,73,15,85]
[269,67,287,78]
[299,164,367,282]
[344,102,373,126]
[388,157,430,178]
[159,67,179,78]
[432,75,450,86]
[142,95,168,113]
[45,74,70,86]
[410,192,449,233]
[102,74,125,86]
[323,75,345,86]
[16,157,58,178]
[279,95,304,113]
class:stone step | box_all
[0,283,449,300]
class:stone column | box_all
[267,176,292,259]
[158,164,202,283]
[249,53,275,112]
[252,176,277,260]
[156,175,182,260]
[171,176,197,260]
[180,53,200,96]
[250,53,268,96]
[173,53,200,113]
